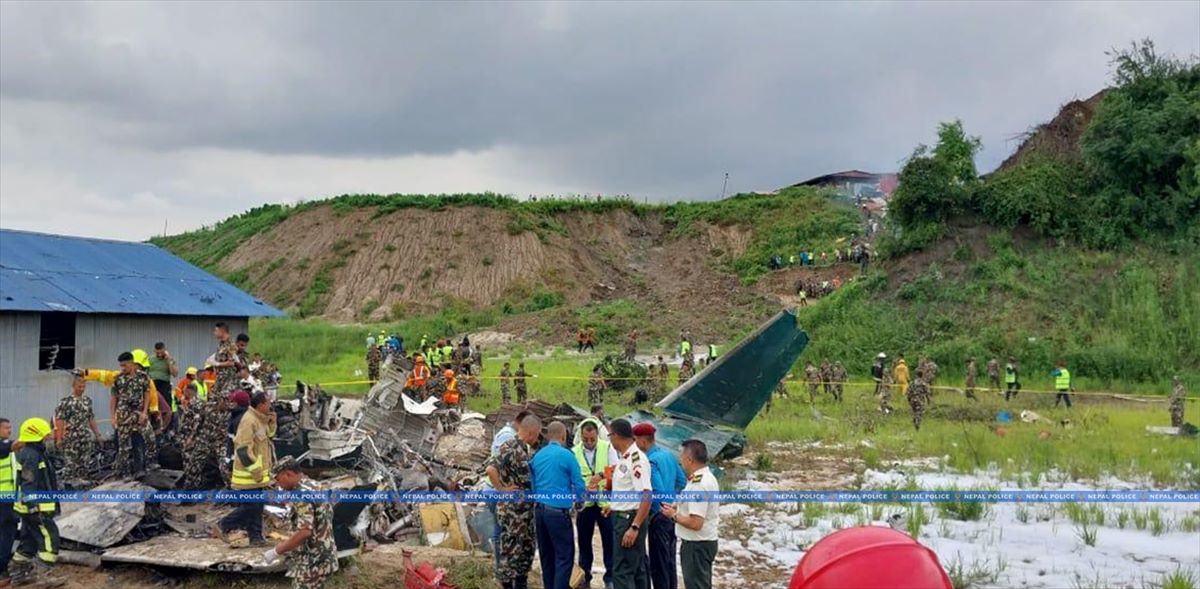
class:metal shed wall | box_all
[0,312,247,434]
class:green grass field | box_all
[260,338,1197,488]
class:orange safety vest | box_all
[443,375,459,405]
[407,363,430,387]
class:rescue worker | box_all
[819,360,833,397]
[1052,360,1072,408]
[499,362,513,405]
[84,352,151,478]
[679,338,693,364]
[706,344,717,364]
[635,423,686,589]
[893,354,910,399]
[486,414,542,589]
[131,348,161,470]
[366,342,383,383]
[1,418,17,587]
[177,383,205,489]
[831,361,847,402]
[577,328,588,353]
[173,367,200,411]
[660,439,720,589]
[52,375,101,486]
[1004,356,1020,401]
[514,363,529,404]
[908,369,930,431]
[9,418,63,588]
[443,369,461,409]
[987,358,1001,390]
[441,341,455,369]
[588,366,608,408]
[624,330,639,362]
[585,328,597,352]
[261,458,338,589]
[218,392,276,547]
[678,359,694,386]
[879,366,894,414]
[1169,376,1186,428]
[205,322,241,484]
[405,354,431,394]
[574,418,618,589]
[235,333,252,368]
[871,353,886,396]
[804,362,820,404]
[657,359,669,395]
[964,358,978,400]
[607,418,652,589]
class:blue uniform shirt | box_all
[646,445,687,512]
[531,441,583,509]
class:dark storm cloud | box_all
[1,0,1198,224]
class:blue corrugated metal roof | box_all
[0,229,285,317]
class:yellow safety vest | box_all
[573,440,611,508]
[681,341,692,354]
[1055,368,1071,391]
[231,455,269,487]
[1005,365,1017,384]
[195,380,208,402]
[0,451,15,497]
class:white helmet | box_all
[877,352,887,359]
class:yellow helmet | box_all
[186,366,198,376]
[131,348,151,368]
[18,417,52,443]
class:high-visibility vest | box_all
[1005,364,1017,384]
[442,345,454,361]
[1055,368,1071,391]
[0,451,15,496]
[573,440,611,507]
[708,344,717,358]
[408,364,430,387]
[443,376,459,405]
[230,454,269,487]
[429,348,442,366]
[681,341,692,355]
[196,380,208,402]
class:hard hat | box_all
[204,362,213,370]
[444,369,454,378]
[877,352,887,359]
[18,417,53,443]
[186,366,198,376]
[787,527,952,589]
[131,348,151,368]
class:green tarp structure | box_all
[621,309,809,460]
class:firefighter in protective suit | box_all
[9,417,64,588]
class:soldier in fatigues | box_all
[964,358,978,400]
[588,366,607,407]
[263,458,338,589]
[657,358,670,395]
[178,383,206,489]
[1169,376,1185,428]
[366,344,382,383]
[111,352,152,477]
[499,362,513,405]
[624,330,639,362]
[986,358,1001,391]
[820,360,833,397]
[908,370,930,431]
[205,322,242,486]
[54,375,101,485]
[831,361,847,403]
[485,416,542,589]
[804,362,820,404]
[514,363,529,404]
[678,359,694,385]
[879,369,894,414]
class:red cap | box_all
[230,390,251,408]
[788,527,953,589]
[632,422,657,436]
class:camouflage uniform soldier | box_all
[657,358,669,394]
[964,358,978,400]
[587,367,607,407]
[499,363,513,405]
[804,362,820,404]
[203,326,241,485]
[111,355,152,477]
[678,359,694,385]
[986,358,1001,390]
[178,384,207,489]
[514,364,529,404]
[908,370,931,431]
[366,345,382,383]
[879,369,894,414]
[623,330,638,362]
[264,459,338,589]
[831,361,847,402]
[486,431,539,589]
[765,379,788,414]
[1169,376,1186,428]
[820,360,833,396]
[55,376,100,484]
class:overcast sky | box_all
[1,2,1197,241]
